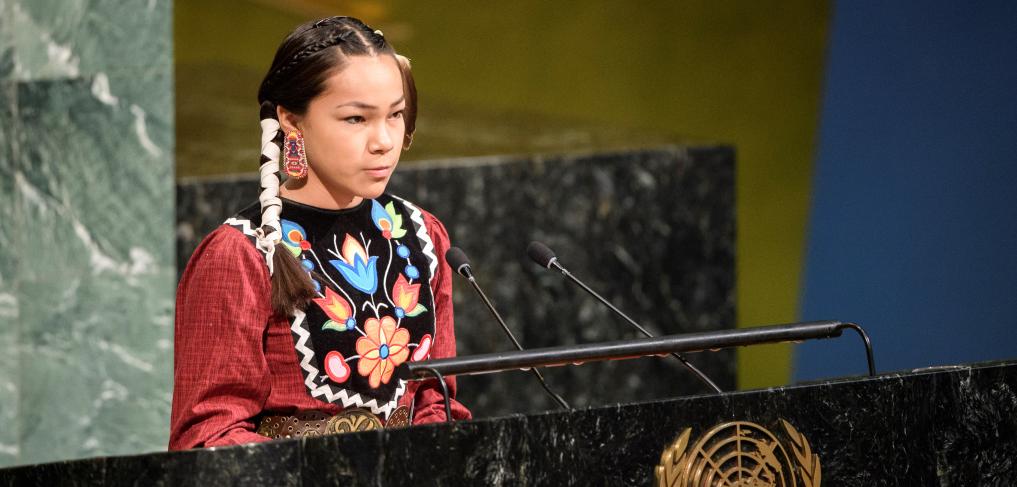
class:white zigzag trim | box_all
[224,217,257,238]
[289,310,321,392]
[290,311,405,417]
[391,196,438,283]
[224,217,267,265]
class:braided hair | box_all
[256,16,418,316]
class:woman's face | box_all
[280,54,406,207]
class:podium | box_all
[2,356,1015,485]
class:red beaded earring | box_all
[284,130,308,178]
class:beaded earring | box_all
[284,130,308,179]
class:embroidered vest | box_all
[227,194,438,419]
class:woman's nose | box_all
[368,122,394,154]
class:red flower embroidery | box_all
[312,287,351,322]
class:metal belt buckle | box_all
[325,408,383,434]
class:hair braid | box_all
[256,101,283,263]
[263,31,355,90]
[256,100,315,316]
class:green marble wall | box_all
[0,0,174,467]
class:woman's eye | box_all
[388,110,404,120]
[344,116,365,124]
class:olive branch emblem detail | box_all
[780,419,822,487]
[655,420,822,487]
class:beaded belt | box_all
[256,405,412,439]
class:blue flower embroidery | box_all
[329,234,379,294]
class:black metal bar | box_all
[415,366,453,423]
[839,322,876,376]
[400,321,851,380]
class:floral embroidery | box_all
[324,350,351,383]
[313,288,356,332]
[392,274,427,318]
[371,200,408,240]
[404,264,420,280]
[329,234,379,294]
[412,334,432,362]
[281,219,311,257]
[356,316,411,388]
[300,259,322,293]
[279,219,320,291]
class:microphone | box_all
[445,247,571,410]
[526,241,724,394]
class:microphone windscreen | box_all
[526,241,557,268]
[444,247,471,277]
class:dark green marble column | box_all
[0,0,174,467]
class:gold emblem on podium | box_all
[654,419,821,487]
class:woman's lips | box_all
[364,166,392,178]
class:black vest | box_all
[228,194,438,419]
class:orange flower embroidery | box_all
[392,274,420,315]
[355,316,410,388]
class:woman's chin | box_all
[358,181,390,200]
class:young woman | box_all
[169,16,470,450]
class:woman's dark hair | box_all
[253,16,417,317]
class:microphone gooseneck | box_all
[526,241,724,394]
[444,247,571,410]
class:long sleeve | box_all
[169,226,274,450]
[411,210,473,424]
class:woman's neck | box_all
[280,178,363,210]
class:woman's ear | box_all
[276,104,302,133]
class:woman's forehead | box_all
[317,55,403,107]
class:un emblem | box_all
[654,419,821,487]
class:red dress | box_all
[169,196,471,450]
